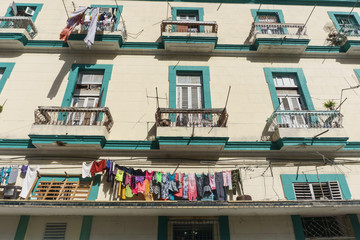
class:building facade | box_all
[0,0,360,239]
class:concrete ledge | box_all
[157,126,228,138]
[272,128,348,142]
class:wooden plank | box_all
[56,178,67,200]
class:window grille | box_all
[32,177,93,200]
[168,217,220,240]
[301,216,355,239]
[43,222,67,240]
[293,181,342,200]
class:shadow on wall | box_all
[154,54,211,62]
[246,56,300,64]
[47,53,117,99]
[147,122,157,141]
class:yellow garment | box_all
[122,186,126,200]
[144,179,153,201]
[118,183,122,197]
[125,185,133,198]
[115,170,124,182]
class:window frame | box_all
[251,9,288,34]
[61,64,113,108]
[280,174,351,200]
[4,3,43,23]
[90,4,123,31]
[328,11,360,33]
[171,7,204,32]
[169,66,211,110]
[0,63,15,95]
[292,181,343,200]
[263,68,315,111]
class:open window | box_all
[328,11,360,36]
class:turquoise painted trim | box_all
[305,45,345,53]
[0,62,15,95]
[157,137,228,146]
[104,140,159,150]
[263,67,315,111]
[29,135,106,148]
[14,215,30,240]
[343,40,360,52]
[68,34,123,48]
[219,216,230,240]
[281,174,351,200]
[26,40,69,48]
[61,64,113,108]
[349,214,360,240]
[162,36,218,45]
[80,216,93,240]
[5,3,43,23]
[0,139,35,148]
[90,5,123,31]
[354,69,360,82]
[122,42,164,49]
[275,137,348,150]
[171,7,204,32]
[158,216,168,240]
[251,9,285,23]
[328,11,360,32]
[215,44,253,51]
[168,65,211,110]
[291,215,305,240]
[88,175,101,201]
[225,141,276,150]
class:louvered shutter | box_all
[293,183,313,200]
[311,183,331,200]
[328,181,343,200]
[43,222,67,240]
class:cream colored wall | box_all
[0,216,20,239]
[1,54,360,141]
[229,216,295,240]
[90,216,158,240]
[25,216,82,240]
[1,0,358,45]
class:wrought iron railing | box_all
[266,110,343,130]
[161,20,218,34]
[251,22,307,36]
[341,26,360,36]
[34,106,114,132]
[0,16,38,38]
[156,108,228,127]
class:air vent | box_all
[43,222,67,240]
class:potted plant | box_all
[323,100,336,110]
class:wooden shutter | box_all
[293,183,313,200]
[329,181,343,200]
[311,183,331,200]
[32,177,93,201]
[43,222,67,240]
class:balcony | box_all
[29,106,114,149]
[0,17,37,48]
[67,20,127,50]
[250,22,310,54]
[336,26,360,54]
[265,110,348,151]
[156,108,228,151]
[161,20,218,52]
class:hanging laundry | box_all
[222,170,229,187]
[84,7,100,48]
[174,173,183,198]
[60,6,88,42]
[161,173,169,200]
[226,171,232,190]
[215,172,226,201]
[231,169,240,195]
[20,165,28,176]
[90,159,107,176]
[19,165,40,199]
[188,173,197,201]
[209,173,216,190]
[8,165,19,184]
[82,162,93,178]
[182,174,189,199]
[195,174,204,200]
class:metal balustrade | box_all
[161,20,218,34]
[0,16,38,38]
[156,108,228,128]
[250,22,307,37]
[34,106,114,132]
[266,110,343,130]
[341,26,360,36]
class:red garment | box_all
[59,26,74,42]
[90,160,107,176]
[174,173,183,198]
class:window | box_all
[0,63,15,95]
[301,216,355,239]
[176,73,203,109]
[4,3,43,23]
[171,7,204,32]
[89,5,123,32]
[251,9,286,35]
[29,175,101,201]
[281,174,351,201]
[168,217,220,240]
[43,222,67,240]
[264,68,315,112]
[328,11,360,36]
[293,181,342,200]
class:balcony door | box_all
[68,71,104,125]
[258,13,284,34]
[176,73,203,126]
[273,73,307,127]
[176,12,199,32]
